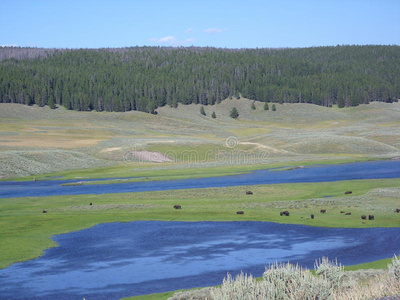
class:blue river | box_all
[1,160,400,198]
[0,221,399,300]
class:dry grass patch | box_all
[0,134,104,148]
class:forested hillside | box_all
[0,45,399,112]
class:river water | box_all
[0,221,399,300]
[1,160,400,198]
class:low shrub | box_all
[211,256,400,300]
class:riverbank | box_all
[2,159,400,198]
[1,177,400,270]
[2,221,398,299]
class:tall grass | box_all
[211,256,400,300]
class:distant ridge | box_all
[0,45,399,112]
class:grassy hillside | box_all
[0,100,399,178]
[1,100,400,299]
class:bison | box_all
[320,209,326,214]
[89,202,92,206]
[236,211,244,215]
[42,210,47,213]
[246,191,253,195]
[173,205,182,209]
[280,211,290,216]
[345,191,352,194]
[395,209,400,213]
[311,214,314,219]
[345,212,351,215]
[361,215,367,220]
[340,211,345,213]
[369,215,374,220]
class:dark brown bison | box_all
[369,215,374,220]
[345,191,352,194]
[395,209,400,213]
[340,211,345,213]
[320,209,326,214]
[246,191,253,195]
[311,214,314,219]
[89,202,92,206]
[361,215,367,220]
[280,211,290,216]
[345,212,351,215]
[173,205,182,209]
[236,211,244,215]
[42,210,47,213]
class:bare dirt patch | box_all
[128,150,173,162]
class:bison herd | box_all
[40,188,400,224]
[278,208,376,221]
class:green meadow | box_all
[1,101,400,299]
[1,178,400,270]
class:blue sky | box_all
[1,0,399,48]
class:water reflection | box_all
[0,221,399,300]
[1,160,400,198]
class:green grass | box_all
[6,156,377,183]
[1,102,400,299]
[2,178,400,270]
[1,101,400,179]
[121,291,176,300]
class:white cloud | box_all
[185,28,193,34]
[184,38,196,43]
[203,28,227,34]
[150,36,195,46]
[149,36,177,44]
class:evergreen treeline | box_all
[0,45,399,112]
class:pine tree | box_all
[47,94,56,109]
[200,106,206,116]
[251,101,256,110]
[146,100,157,114]
[264,102,269,110]
[211,111,216,118]
[272,104,276,111]
[230,107,239,119]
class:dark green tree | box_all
[47,94,56,109]
[264,102,269,110]
[272,104,276,111]
[146,100,157,114]
[1,45,399,112]
[230,107,239,119]
[251,101,256,110]
[200,106,206,116]
[211,111,216,118]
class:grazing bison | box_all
[361,215,367,220]
[340,211,345,213]
[345,191,352,194]
[311,214,314,219]
[395,209,400,213]
[345,212,351,215]
[280,211,290,216]
[89,202,92,206]
[320,209,326,214]
[173,205,182,209]
[42,210,47,213]
[369,215,374,220]
[246,191,253,195]
[236,211,244,215]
